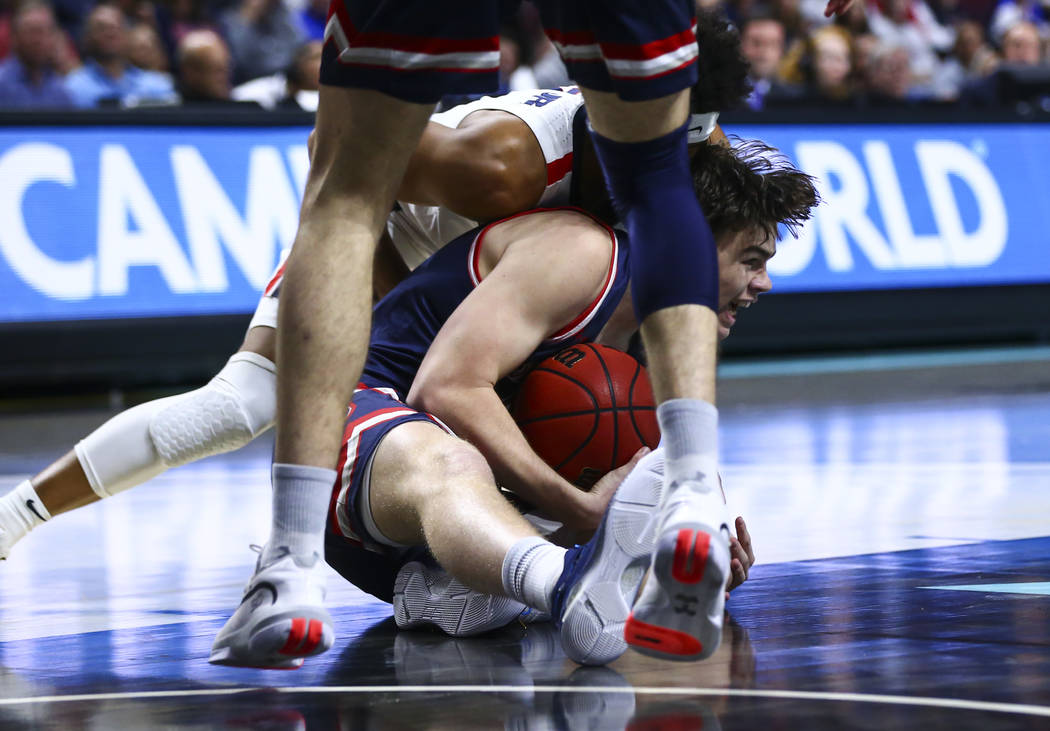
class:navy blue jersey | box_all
[361,209,630,400]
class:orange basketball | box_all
[513,343,659,489]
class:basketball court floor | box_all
[0,345,1048,729]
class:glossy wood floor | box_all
[1,346,1048,730]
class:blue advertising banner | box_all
[0,121,1048,322]
[732,123,1050,293]
[0,126,310,322]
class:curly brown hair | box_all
[691,137,819,244]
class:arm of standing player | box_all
[407,210,618,533]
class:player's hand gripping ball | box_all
[513,343,659,489]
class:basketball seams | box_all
[516,405,655,426]
[627,360,649,446]
[517,365,602,473]
[583,343,619,472]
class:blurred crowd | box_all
[0,0,325,109]
[1,0,1048,112]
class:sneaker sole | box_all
[625,524,729,662]
[209,610,334,669]
[393,561,527,637]
[559,477,660,666]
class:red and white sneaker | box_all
[625,477,731,662]
[209,546,334,669]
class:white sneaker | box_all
[626,477,731,662]
[551,459,662,666]
[393,560,547,636]
[209,547,334,669]
[0,525,15,561]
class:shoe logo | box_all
[25,500,46,522]
[671,529,710,584]
[669,471,709,492]
[243,581,278,610]
[672,593,698,616]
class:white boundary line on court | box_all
[0,685,1048,717]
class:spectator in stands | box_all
[938,18,999,95]
[220,0,303,84]
[127,20,168,73]
[860,41,916,102]
[0,0,72,108]
[770,0,811,43]
[155,0,220,60]
[989,0,1049,43]
[740,12,804,108]
[959,20,1048,104]
[297,0,325,41]
[867,0,955,96]
[175,28,233,103]
[231,37,318,109]
[805,25,857,101]
[851,31,880,84]
[999,18,1044,63]
[64,2,174,106]
[276,37,319,109]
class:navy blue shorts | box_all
[324,384,451,601]
[326,384,449,553]
[321,0,698,103]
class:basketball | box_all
[513,343,660,489]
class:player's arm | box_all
[407,210,616,532]
[398,111,548,222]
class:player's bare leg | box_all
[367,422,656,664]
[578,87,730,661]
[209,87,434,669]
[0,326,277,559]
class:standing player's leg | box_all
[536,0,730,660]
[208,85,433,669]
[574,90,730,662]
[210,0,505,667]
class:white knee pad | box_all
[148,351,276,468]
[75,352,276,499]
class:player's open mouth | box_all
[723,298,751,317]
[718,299,754,334]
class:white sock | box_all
[265,463,336,565]
[501,536,566,614]
[656,398,719,489]
[0,480,51,551]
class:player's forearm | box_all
[411,384,585,521]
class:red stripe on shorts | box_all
[546,152,573,187]
[599,22,697,62]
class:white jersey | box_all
[251,88,586,332]
[387,87,585,270]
